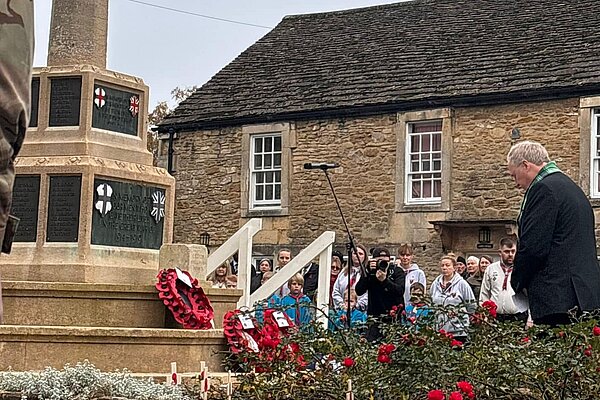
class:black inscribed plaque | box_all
[91,178,165,249]
[46,175,81,242]
[11,175,40,242]
[29,78,39,127]
[49,77,81,127]
[91,83,139,136]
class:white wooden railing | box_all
[207,218,262,308]
[249,231,335,327]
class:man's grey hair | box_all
[507,140,550,166]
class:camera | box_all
[369,259,389,275]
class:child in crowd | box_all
[225,275,237,289]
[329,288,367,331]
[280,273,312,326]
[396,244,426,306]
[404,282,430,325]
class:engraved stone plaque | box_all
[11,175,40,242]
[49,77,82,127]
[30,78,40,128]
[46,175,81,242]
[91,178,165,249]
[91,82,139,136]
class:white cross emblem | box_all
[95,183,113,216]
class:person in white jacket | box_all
[397,243,426,306]
[430,256,476,341]
[332,243,368,312]
[480,237,530,324]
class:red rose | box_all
[392,305,398,311]
[449,391,463,400]
[377,354,391,363]
[547,368,554,374]
[456,381,473,394]
[450,339,463,348]
[593,326,600,336]
[380,343,396,354]
[427,389,445,400]
[343,357,354,367]
[467,392,475,399]
[584,349,592,357]
[558,331,565,338]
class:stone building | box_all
[157,0,600,276]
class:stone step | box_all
[0,325,228,373]
[2,281,241,329]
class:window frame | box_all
[241,123,292,217]
[405,120,443,205]
[249,133,282,209]
[579,96,600,201]
[590,108,600,198]
[395,108,452,213]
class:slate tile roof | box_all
[159,0,600,130]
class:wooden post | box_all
[346,379,354,400]
[227,370,233,400]
[170,362,178,385]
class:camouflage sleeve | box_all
[0,0,34,323]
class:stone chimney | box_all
[47,0,109,68]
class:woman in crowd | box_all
[397,243,426,306]
[332,243,368,311]
[208,261,232,288]
[479,255,492,273]
[329,250,344,307]
[430,256,476,342]
[250,258,273,293]
[465,255,482,299]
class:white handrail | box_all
[207,218,262,306]
[249,231,335,327]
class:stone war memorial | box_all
[0,0,238,374]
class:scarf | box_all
[517,161,561,227]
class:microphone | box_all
[303,162,340,170]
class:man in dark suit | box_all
[508,141,600,326]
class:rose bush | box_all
[203,301,600,400]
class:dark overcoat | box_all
[511,172,600,320]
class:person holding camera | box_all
[355,247,406,341]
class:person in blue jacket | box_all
[329,288,367,331]
[280,273,312,326]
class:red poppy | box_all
[450,339,463,348]
[584,349,592,357]
[427,389,445,400]
[449,391,463,400]
[522,337,530,344]
[377,354,391,363]
[343,357,355,367]
[456,381,473,394]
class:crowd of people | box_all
[207,141,600,340]
[209,240,529,341]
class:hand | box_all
[375,269,387,282]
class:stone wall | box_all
[171,97,584,278]
[451,98,581,220]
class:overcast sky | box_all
[34,0,402,108]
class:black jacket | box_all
[355,264,405,317]
[511,172,600,320]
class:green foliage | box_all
[208,303,600,400]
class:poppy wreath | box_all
[156,268,214,329]
[223,310,261,354]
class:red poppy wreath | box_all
[156,268,214,329]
